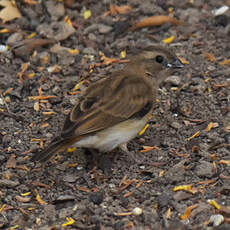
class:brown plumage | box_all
[31,46,184,163]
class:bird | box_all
[31,46,184,163]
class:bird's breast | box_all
[73,117,148,152]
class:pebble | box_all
[62,174,78,183]
[6,33,23,46]
[209,214,224,226]
[45,0,65,20]
[98,24,112,34]
[132,207,143,216]
[52,86,61,94]
[89,191,104,205]
[195,161,215,178]
[83,47,97,55]
[56,195,75,201]
[170,121,182,129]
[0,179,19,188]
[164,75,181,86]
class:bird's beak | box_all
[167,58,184,69]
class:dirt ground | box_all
[0,0,230,229]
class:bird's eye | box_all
[155,55,164,63]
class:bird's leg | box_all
[118,143,143,164]
[84,148,112,175]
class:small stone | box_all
[88,33,97,41]
[83,47,96,55]
[6,33,23,46]
[34,102,40,111]
[195,161,215,178]
[56,195,75,201]
[0,179,19,188]
[62,174,77,183]
[132,207,143,216]
[89,191,104,205]
[164,75,181,86]
[46,0,65,20]
[52,86,61,94]
[170,121,182,129]
[4,96,11,103]
[98,24,112,34]
[209,214,224,226]
[173,191,193,201]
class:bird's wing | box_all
[61,74,153,139]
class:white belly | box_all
[73,118,148,152]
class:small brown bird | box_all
[32,46,184,163]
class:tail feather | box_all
[31,139,67,163]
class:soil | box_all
[0,0,230,229]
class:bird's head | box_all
[129,46,184,84]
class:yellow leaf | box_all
[139,124,149,135]
[64,15,72,26]
[26,32,36,39]
[62,217,76,227]
[187,131,200,141]
[0,0,21,23]
[68,49,80,55]
[0,204,6,213]
[205,122,214,132]
[173,184,192,191]
[208,199,221,210]
[84,10,92,20]
[120,50,126,59]
[21,192,31,196]
[163,35,175,44]
[67,147,77,152]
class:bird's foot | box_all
[118,143,144,164]
[84,148,112,176]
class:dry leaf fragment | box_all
[139,124,149,135]
[163,35,175,44]
[62,217,76,227]
[219,160,230,166]
[76,186,91,192]
[187,131,200,141]
[219,59,230,65]
[34,189,47,205]
[205,52,216,62]
[15,195,31,203]
[12,38,55,58]
[141,145,161,153]
[109,5,132,15]
[24,0,37,5]
[0,0,21,23]
[132,15,183,31]
[173,184,198,194]
[180,204,198,220]
[178,57,190,65]
[208,199,221,210]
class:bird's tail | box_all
[31,138,70,163]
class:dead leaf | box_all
[180,204,199,220]
[205,52,216,62]
[109,5,132,15]
[5,154,16,168]
[0,0,21,23]
[24,0,37,5]
[132,15,183,30]
[12,38,55,59]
